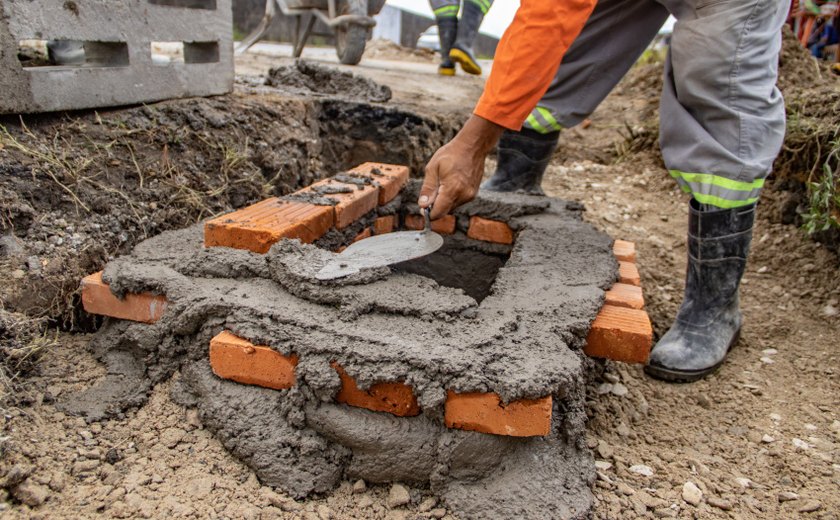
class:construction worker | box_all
[419,0,788,382]
[429,0,494,75]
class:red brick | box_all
[404,214,456,234]
[373,215,396,235]
[353,227,372,243]
[613,240,636,262]
[444,391,552,437]
[605,283,644,310]
[585,305,653,364]
[80,272,167,324]
[298,179,379,229]
[349,162,410,205]
[467,216,514,244]
[618,261,641,286]
[209,331,298,390]
[205,198,334,253]
[332,363,420,417]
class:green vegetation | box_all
[802,136,840,234]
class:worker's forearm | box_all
[474,0,597,130]
[453,114,505,157]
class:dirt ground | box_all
[1,38,839,520]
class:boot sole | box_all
[643,328,741,383]
[438,66,456,76]
[449,48,482,75]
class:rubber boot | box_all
[437,17,457,76]
[480,128,560,195]
[645,199,756,383]
[449,0,486,75]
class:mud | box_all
[0,86,459,340]
[266,61,392,103]
[64,190,617,519]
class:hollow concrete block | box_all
[0,0,233,114]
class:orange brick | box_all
[80,272,167,324]
[349,162,410,205]
[373,215,396,235]
[585,305,653,364]
[352,227,372,243]
[444,391,552,437]
[618,261,641,286]
[205,198,334,253]
[613,240,637,262]
[298,179,379,229]
[209,331,298,390]
[332,363,420,417]
[605,283,645,310]
[404,214,456,234]
[467,216,514,244]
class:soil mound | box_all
[363,38,436,62]
[266,61,392,103]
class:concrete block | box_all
[0,0,233,114]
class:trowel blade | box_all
[316,229,443,280]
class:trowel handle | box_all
[423,206,432,233]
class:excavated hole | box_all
[394,237,510,303]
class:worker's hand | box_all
[419,115,504,220]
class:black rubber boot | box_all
[645,199,756,382]
[449,0,486,75]
[436,17,457,76]
[481,128,560,195]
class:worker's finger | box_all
[418,160,440,209]
[430,185,458,220]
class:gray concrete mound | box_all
[65,190,618,519]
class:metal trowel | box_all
[316,208,443,280]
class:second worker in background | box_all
[429,0,494,75]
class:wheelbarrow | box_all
[236,0,386,65]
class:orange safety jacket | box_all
[473,0,598,130]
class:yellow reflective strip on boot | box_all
[467,0,491,14]
[449,48,482,75]
[433,5,459,17]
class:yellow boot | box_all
[449,47,481,75]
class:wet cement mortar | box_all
[62,184,618,519]
[266,61,392,103]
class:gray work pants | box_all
[525,0,788,208]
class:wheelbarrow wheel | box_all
[335,0,368,65]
